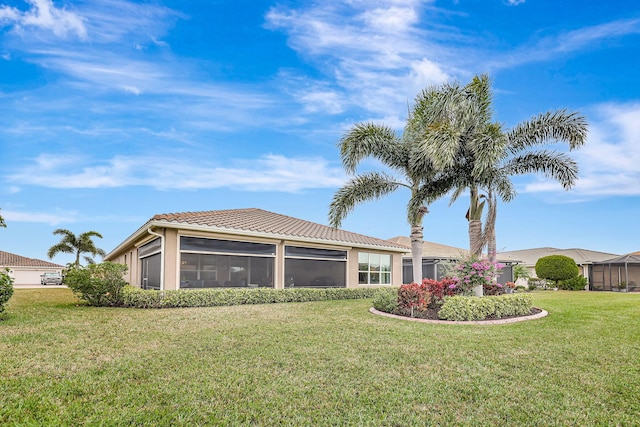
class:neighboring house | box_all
[0,250,64,285]
[497,247,619,286]
[105,208,409,290]
[387,236,515,284]
[591,253,640,292]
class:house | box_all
[0,250,64,285]
[591,253,640,292]
[387,236,515,284]
[497,247,619,286]
[104,208,409,290]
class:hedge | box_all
[0,268,14,315]
[121,286,380,308]
[438,293,534,321]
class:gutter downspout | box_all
[147,227,165,291]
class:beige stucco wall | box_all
[108,226,406,290]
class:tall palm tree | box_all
[329,119,454,283]
[413,74,587,294]
[47,229,106,267]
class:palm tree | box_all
[0,208,6,228]
[328,119,454,283]
[47,229,107,267]
[413,74,587,294]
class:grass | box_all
[1,289,639,426]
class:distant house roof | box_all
[497,247,619,266]
[107,208,409,259]
[387,236,469,258]
[598,253,640,264]
[0,250,63,268]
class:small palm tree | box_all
[413,74,587,294]
[0,208,6,228]
[329,116,455,283]
[47,229,106,267]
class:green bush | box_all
[438,294,534,321]
[0,268,14,315]
[535,255,579,285]
[121,286,379,309]
[65,262,129,306]
[558,275,588,291]
[372,288,399,314]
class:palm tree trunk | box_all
[485,192,497,264]
[410,224,423,284]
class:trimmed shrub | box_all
[0,268,14,315]
[121,286,379,309]
[372,288,399,314]
[65,262,129,306]
[558,275,588,291]
[535,255,579,285]
[438,294,533,321]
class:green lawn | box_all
[1,289,639,426]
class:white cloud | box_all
[506,0,525,5]
[523,102,640,197]
[487,18,640,70]
[265,1,451,122]
[1,0,87,39]
[8,153,348,193]
[3,209,77,225]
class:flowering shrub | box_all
[422,278,461,308]
[483,282,505,296]
[451,257,504,294]
[397,282,431,316]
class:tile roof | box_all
[0,250,63,268]
[497,247,619,266]
[387,236,469,258]
[150,208,409,250]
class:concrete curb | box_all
[369,306,548,325]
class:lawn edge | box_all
[369,306,548,325]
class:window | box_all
[359,253,391,285]
[284,246,346,288]
[139,238,162,290]
[179,237,275,289]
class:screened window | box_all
[179,236,275,289]
[284,246,346,288]
[359,253,391,285]
[180,237,275,255]
[139,237,161,257]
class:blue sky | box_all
[1,0,640,266]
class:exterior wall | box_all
[347,248,402,288]
[6,267,62,285]
[108,226,406,290]
[164,228,178,290]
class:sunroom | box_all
[106,208,408,291]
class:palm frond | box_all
[507,110,588,154]
[339,123,405,174]
[328,172,403,228]
[502,151,578,189]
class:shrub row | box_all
[438,293,534,321]
[121,286,379,309]
[0,268,14,315]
